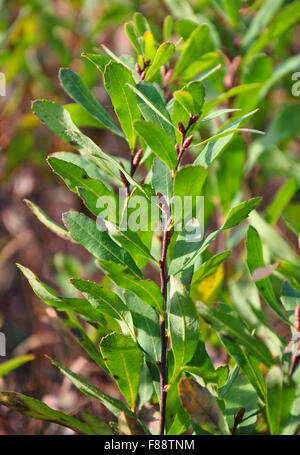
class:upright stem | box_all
[158,227,171,435]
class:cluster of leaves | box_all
[1,0,300,436]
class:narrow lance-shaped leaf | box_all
[17,264,109,332]
[25,199,73,241]
[168,276,199,382]
[145,42,175,81]
[97,260,164,315]
[134,120,177,170]
[104,62,141,149]
[48,156,118,220]
[100,333,143,411]
[172,25,210,80]
[123,290,161,362]
[63,211,142,279]
[0,392,99,435]
[246,226,289,323]
[70,279,135,338]
[197,301,274,367]
[128,84,177,137]
[50,357,149,434]
[222,197,261,229]
[59,68,124,139]
[0,355,34,377]
[125,22,143,55]
[194,109,259,168]
[192,250,231,285]
[134,81,175,140]
[152,157,173,203]
[64,103,107,128]
[103,219,156,266]
[81,52,111,73]
[266,366,296,435]
[32,100,145,192]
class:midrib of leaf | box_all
[119,350,135,410]
[244,352,265,398]
[89,290,134,339]
[111,226,156,263]
[127,84,178,133]
[64,74,120,133]
[126,278,163,314]
[155,133,175,169]
[120,83,135,147]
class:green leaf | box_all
[123,291,161,362]
[143,31,157,62]
[104,62,141,149]
[246,226,289,323]
[70,279,134,338]
[64,103,106,128]
[173,165,207,199]
[98,260,164,315]
[259,55,300,101]
[172,25,210,80]
[25,199,72,241]
[219,338,266,400]
[59,68,124,139]
[222,197,262,230]
[0,355,34,377]
[194,109,258,168]
[197,301,274,367]
[145,42,175,81]
[172,81,205,142]
[0,392,98,435]
[266,366,296,435]
[17,264,109,333]
[133,12,150,36]
[81,52,110,72]
[192,250,231,285]
[266,178,298,226]
[216,136,246,213]
[79,411,113,435]
[245,1,300,63]
[202,86,261,116]
[128,84,177,137]
[163,16,173,41]
[249,210,300,266]
[222,0,240,28]
[152,157,173,203]
[169,228,221,276]
[50,357,148,433]
[241,0,283,47]
[103,219,155,267]
[100,333,143,411]
[125,22,143,55]
[32,100,129,186]
[48,156,117,219]
[134,120,177,170]
[168,276,199,381]
[262,104,300,149]
[178,378,229,434]
[63,211,142,279]
[223,374,258,435]
[134,81,175,140]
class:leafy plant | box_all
[1,5,300,436]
